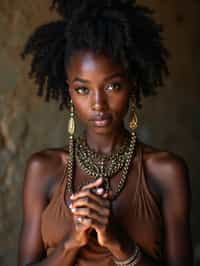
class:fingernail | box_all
[71,208,76,212]
[70,194,74,199]
[69,203,72,209]
[96,188,104,194]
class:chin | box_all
[91,125,118,135]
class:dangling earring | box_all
[67,99,75,167]
[129,95,138,131]
[66,99,75,195]
[68,99,75,139]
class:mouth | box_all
[90,114,112,127]
[93,119,111,127]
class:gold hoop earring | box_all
[129,96,138,131]
[68,99,75,139]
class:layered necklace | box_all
[64,130,137,201]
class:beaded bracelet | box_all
[113,244,141,266]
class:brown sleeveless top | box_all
[41,141,164,265]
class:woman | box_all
[18,0,193,265]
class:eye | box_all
[105,83,121,92]
[75,87,89,95]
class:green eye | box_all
[75,87,89,95]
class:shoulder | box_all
[23,147,69,200]
[139,141,191,202]
[26,147,69,175]
[138,144,193,264]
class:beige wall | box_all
[0,0,199,265]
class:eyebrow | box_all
[72,72,125,83]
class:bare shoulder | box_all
[26,146,69,175]
[24,146,69,200]
[139,141,190,201]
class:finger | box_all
[102,192,109,198]
[72,207,110,224]
[75,215,91,224]
[90,218,107,233]
[72,198,110,216]
[81,178,103,190]
[75,216,108,234]
[70,190,110,208]
[92,188,109,200]
[74,216,91,227]
[92,187,105,195]
[103,190,112,199]
[71,195,110,213]
[75,216,92,226]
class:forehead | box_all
[66,51,125,79]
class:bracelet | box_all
[113,244,141,266]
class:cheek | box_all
[109,94,130,116]
[71,96,90,120]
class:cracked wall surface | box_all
[0,0,200,265]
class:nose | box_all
[91,89,107,112]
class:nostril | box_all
[92,103,109,113]
[91,91,108,111]
[91,99,107,111]
[92,103,104,111]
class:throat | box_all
[85,128,129,155]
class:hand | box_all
[67,208,91,248]
[69,177,119,248]
[67,178,107,248]
[67,181,102,248]
[69,178,135,260]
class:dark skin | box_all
[18,51,193,266]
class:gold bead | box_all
[68,100,75,136]
[129,111,138,131]
[129,95,138,131]
[68,117,75,136]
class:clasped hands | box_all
[68,177,119,249]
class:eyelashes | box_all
[75,86,89,95]
[106,83,121,92]
[74,82,122,95]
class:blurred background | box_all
[0,0,199,265]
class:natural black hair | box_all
[21,0,169,110]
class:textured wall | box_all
[0,0,199,265]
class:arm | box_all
[68,153,193,266]
[106,154,194,266]
[17,152,81,266]
[159,155,193,266]
[70,180,161,265]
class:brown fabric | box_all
[41,142,163,265]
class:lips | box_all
[90,113,112,127]
[93,119,111,127]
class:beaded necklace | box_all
[64,131,137,201]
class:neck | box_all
[84,125,129,154]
